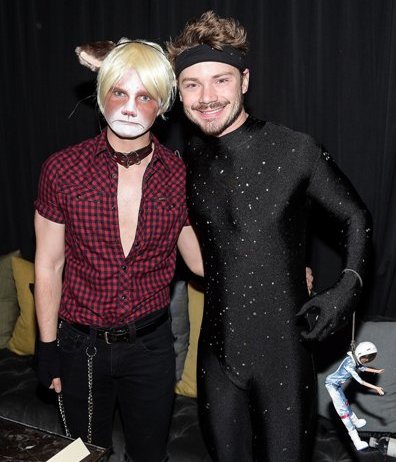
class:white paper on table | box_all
[46,437,90,462]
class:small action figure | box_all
[325,341,385,450]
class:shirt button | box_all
[111,173,117,179]
[111,205,116,210]
[121,265,127,271]
[120,295,126,301]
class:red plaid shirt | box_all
[35,130,188,326]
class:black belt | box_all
[69,309,168,344]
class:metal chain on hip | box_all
[56,332,71,438]
[86,345,97,444]
[58,392,71,438]
[56,329,97,444]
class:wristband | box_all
[37,340,60,388]
[341,268,363,288]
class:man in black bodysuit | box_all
[167,11,372,462]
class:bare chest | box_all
[117,166,145,257]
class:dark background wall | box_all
[1,0,395,319]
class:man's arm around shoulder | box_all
[177,225,204,277]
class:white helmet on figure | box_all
[355,342,377,363]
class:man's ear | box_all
[241,68,250,94]
[75,41,116,72]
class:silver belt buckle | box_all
[104,331,112,344]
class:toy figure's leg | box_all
[348,429,369,451]
[345,396,366,428]
[325,384,368,450]
[350,413,367,428]
[325,384,354,431]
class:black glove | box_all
[36,340,61,388]
[296,271,362,342]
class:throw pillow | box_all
[7,256,36,355]
[175,280,204,398]
[0,249,21,348]
[170,279,190,381]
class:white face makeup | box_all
[104,68,159,140]
[178,61,249,137]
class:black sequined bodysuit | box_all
[184,117,371,462]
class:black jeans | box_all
[57,318,175,462]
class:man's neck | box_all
[106,127,152,153]
[217,110,249,137]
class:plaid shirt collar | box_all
[93,129,171,172]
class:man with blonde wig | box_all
[34,39,202,461]
[167,11,372,462]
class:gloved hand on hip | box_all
[297,270,362,342]
[36,339,61,389]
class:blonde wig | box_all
[97,39,176,118]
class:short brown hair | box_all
[167,11,249,69]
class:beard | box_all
[185,91,244,137]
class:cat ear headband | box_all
[75,40,116,72]
[75,38,167,72]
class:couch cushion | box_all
[317,320,396,432]
[7,257,36,355]
[168,395,211,462]
[0,250,20,348]
[175,281,204,398]
[312,416,387,462]
[170,280,190,381]
[0,348,62,433]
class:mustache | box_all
[192,101,227,111]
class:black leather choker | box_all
[108,140,153,168]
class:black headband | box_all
[175,44,246,77]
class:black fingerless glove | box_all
[37,340,60,388]
[296,271,362,342]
